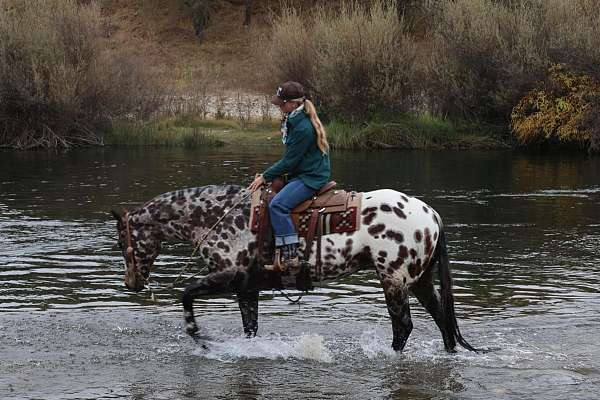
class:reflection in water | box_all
[1,148,599,399]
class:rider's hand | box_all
[247,174,266,192]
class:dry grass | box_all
[100,0,278,92]
[0,0,163,149]
[269,1,420,121]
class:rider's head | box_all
[272,81,306,113]
[272,81,329,155]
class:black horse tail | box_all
[437,228,479,352]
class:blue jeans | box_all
[269,178,316,246]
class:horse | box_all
[111,184,478,353]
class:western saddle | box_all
[250,179,362,279]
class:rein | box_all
[125,187,305,304]
[124,211,139,278]
[169,188,255,287]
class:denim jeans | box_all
[269,178,316,246]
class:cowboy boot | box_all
[264,244,300,273]
[282,243,300,274]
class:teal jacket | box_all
[263,111,330,190]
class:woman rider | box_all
[248,81,330,272]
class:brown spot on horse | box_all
[393,207,407,219]
[361,206,377,215]
[414,230,423,242]
[424,228,433,256]
[368,224,386,236]
[398,245,409,260]
[234,215,245,230]
[380,204,392,212]
[363,211,377,225]
[385,229,404,244]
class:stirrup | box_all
[263,248,284,272]
[263,248,300,274]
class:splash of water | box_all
[193,333,333,363]
[359,329,397,359]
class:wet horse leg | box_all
[383,285,413,351]
[182,269,243,337]
[237,290,259,337]
[410,266,457,352]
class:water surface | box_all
[1,147,599,399]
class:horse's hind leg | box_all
[383,285,413,351]
[182,269,244,337]
[237,290,258,337]
[411,267,456,352]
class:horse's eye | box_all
[117,242,123,249]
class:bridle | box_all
[124,211,143,281]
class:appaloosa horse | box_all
[111,184,478,353]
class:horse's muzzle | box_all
[124,281,145,292]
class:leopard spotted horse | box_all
[111,185,478,353]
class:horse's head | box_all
[111,210,161,292]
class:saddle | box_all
[249,179,362,279]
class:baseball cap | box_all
[271,81,306,106]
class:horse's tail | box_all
[436,228,479,352]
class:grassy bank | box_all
[103,118,281,147]
[102,114,507,150]
[326,114,508,150]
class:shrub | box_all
[268,1,420,122]
[511,65,600,153]
[312,1,419,121]
[267,5,314,90]
[0,0,162,149]
[427,0,600,122]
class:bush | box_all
[267,5,314,90]
[0,1,162,149]
[427,0,600,122]
[511,65,600,153]
[268,1,420,121]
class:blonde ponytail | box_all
[303,99,329,155]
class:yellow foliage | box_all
[511,65,600,152]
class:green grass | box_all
[326,113,508,150]
[103,117,281,147]
[103,113,508,150]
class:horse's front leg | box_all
[237,290,259,337]
[181,269,244,338]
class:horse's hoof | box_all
[186,323,199,337]
[189,332,210,350]
[391,340,406,352]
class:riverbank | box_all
[103,113,507,150]
[103,118,280,147]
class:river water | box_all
[1,147,599,399]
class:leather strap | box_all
[124,211,137,272]
[255,196,270,262]
[303,209,320,261]
[316,214,323,283]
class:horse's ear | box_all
[110,210,122,222]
